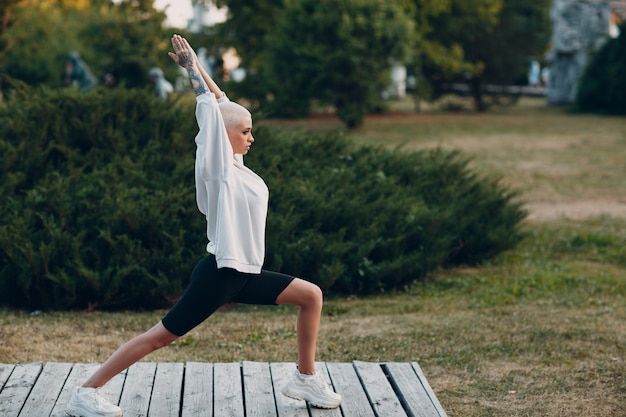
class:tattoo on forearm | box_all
[187,66,208,96]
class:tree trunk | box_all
[470,76,487,112]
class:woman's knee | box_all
[277,278,323,308]
[295,279,323,309]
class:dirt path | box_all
[525,199,626,221]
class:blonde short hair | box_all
[219,101,251,131]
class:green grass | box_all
[267,97,626,209]
[1,219,624,416]
[357,100,626,206]
[2,97,625,417]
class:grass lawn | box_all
[1,97,625,417]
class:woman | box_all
[65,34,341,417]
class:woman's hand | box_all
[168,34,198,69]
[169,34,209,96]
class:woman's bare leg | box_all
[275,278,323,375]
[82,321,179,388]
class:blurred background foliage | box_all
[576,21,626,115]
[1,0,555,123]
[0,0,174,88]
[3,0,620,118]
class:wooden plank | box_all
[213,362,244,417]
[100,366,127,406]
[353,361,407,417]
[18,362,72,417]
[149,362,184,417]
[411,362,447,417]
[310,363,342,417]
[51,363,99,417]
[0,362,43,417]
[50,363,126,417]
[269,362,310,417]
[326,362,375,417]
[243,361,277,417]
[0,364,15,390]
[0,361,447,417]
[181,362,213,417]
[118,362,156,417]
[383,362,440,417]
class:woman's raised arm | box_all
[168,34,223,99]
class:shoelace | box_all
[94,389,110,406]
[310,373,332,392]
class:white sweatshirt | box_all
[194,93,269,273]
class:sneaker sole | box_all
[281,390,341,409]
[65,407,122,417]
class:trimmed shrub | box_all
[252,129,526,293]
[0,86,204,310]
[0,86,526,310]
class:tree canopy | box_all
[212,0,551,118]
[0,0,171,89]
[261,0,414,127]
[416,0,552,110]
[1,0,553,120]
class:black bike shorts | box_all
[161,254,295,336]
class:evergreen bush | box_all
[0,86,526,310]
[577,23,626,115]
[0,86,204,310]
[252,129,526,293]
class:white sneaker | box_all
[281,370,342,409]
[65,386,122,417]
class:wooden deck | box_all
[0,361,447,417]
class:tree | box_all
[463,0,552,110]
[205,0,550,119]
[415,0,551,111]
[77,0,170,88]
[409,0,502,109]
[212,0,278,68]
[211,0,416,127]
[0,1,83,87]
[577,22,626,115]
[0,0,21,51]
[0,0,170,88]
[261,0,415,128]
[202,0,279,106]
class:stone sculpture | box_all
[546,0,611,104]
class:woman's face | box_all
[227,116,254,155]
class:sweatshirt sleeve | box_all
[194,93,232,180]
